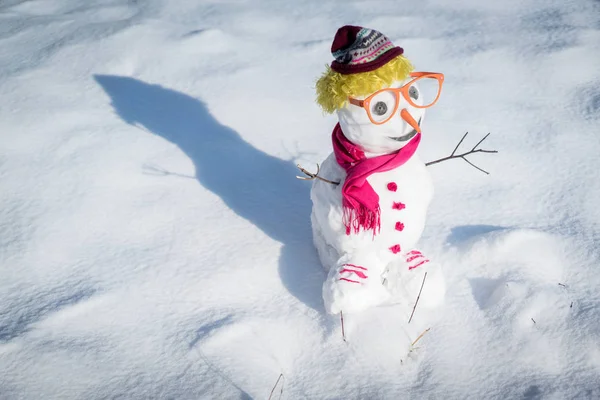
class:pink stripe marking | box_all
[339,268,368,279]
[352,41,393,63]
[406,254,424,263]
[339,278,360,284]
[407,250,422,256]
[408,259,430,270]
[342,263,367,271]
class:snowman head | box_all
[316,26,444,155]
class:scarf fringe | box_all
[343,205,381,236]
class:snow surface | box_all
[1,0,600,398]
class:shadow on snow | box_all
[94,75,325,312]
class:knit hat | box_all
[330,25,404,75]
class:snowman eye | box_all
[372,101,388,116]
[368,90,396,122]
[409,86,419,100]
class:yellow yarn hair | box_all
[315,55,414,114]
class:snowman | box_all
[310,25,447,315]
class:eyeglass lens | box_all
[367,77,441,122]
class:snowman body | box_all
[311,152,433,268]
[311,77,446,315]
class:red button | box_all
[392,202,405,210]
[389,244,401,254]
[395,222,405,231]
[387,182,397,192]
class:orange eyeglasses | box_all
[348,72,444,126]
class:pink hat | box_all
[330,25,404,75]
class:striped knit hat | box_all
[330,25,404,75]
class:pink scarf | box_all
[332,123,421,235]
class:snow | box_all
[1,0,599,398]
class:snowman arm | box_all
[296,163,340,185]
[425,132,497,174]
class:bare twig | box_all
[341,311,347,342]
[268,373,285,400]
[296,163,340,185]
[426,132,498,174]
[297,132,496,184]
[451,131,469,156]
[411,328,431,347]
[558,283,567,288]
[531,318,536,324]
[462,157,490,175]
[472,132,492,150]
[142,164,196,179]
[194,346,248,398]
[408,272,428,324]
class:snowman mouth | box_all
[389,118,421,142]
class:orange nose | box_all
[400,109,421,133]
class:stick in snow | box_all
[268,373,285,400]
[411,328,431,347]
[408,272,428,324]
[341,311,347,342]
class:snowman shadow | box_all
[94,75,326,312]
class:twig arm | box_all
[451,131,469,156]
[425,132,498,174]
[472,132,492,151]
[296,163,340,185]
